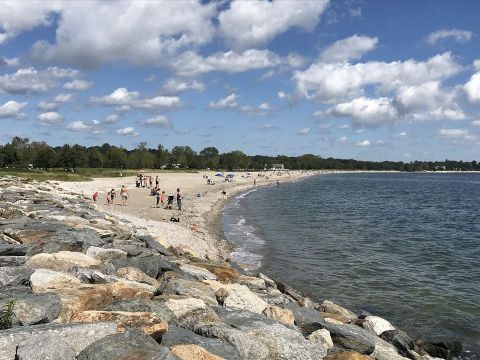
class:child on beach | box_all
[160,191,166,207]
[120,185,128,206]
[106,191,111,205]
[93,192,99,202]
[110,188,116,204]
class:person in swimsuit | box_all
[120,185,128,206]
[160,191,166,207]
[176,188,183,210]
[110,188,116,204]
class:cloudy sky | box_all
[1,0,480,161]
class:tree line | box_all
[1,137,479,172]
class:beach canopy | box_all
[215,173,224,177]
[226,174,235,177]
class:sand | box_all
[58,170,318,261]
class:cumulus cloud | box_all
[208,93,238,110]
[464,72,480,103]
[162,78,205,94]
[117,127,139,137]
[393,132,407,138]
[240,102,271,116]
[90,87,181,110]
[356,139,370,146]
[0,100,27,119]
[0,67,79,94]
[67,120,102,134]
[339,136,348,143]
[37,93,73,111]
[320,34,378,63]
[63,79,93,90]
[140,115,171,128]
[173,49,282,77]
[294,52,460,102]
[0,57,19,67]
[426,29,473,45]
[218,0,329,49]
[326,97,397,127]
[26,1,216,67]
[439,128,477,142]
[471,119,480,126]
[38,111,63,126]
[298,127,311,135]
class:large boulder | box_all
[112,255,175,279]
[179,263,218,281]
[171,344,224,360]
[319,300,357,321]
[15,333,76,360]
[25,251,101,271]
[324,352,372,360]
[362,315,396,335]
[77,328,179,360]
[0,266,33,286]
[165,298,220,330]
[191,263,239,283]
[116,266,160,288]
[0,322,117,360]
[0,255,27,266]
[380,329,415,355]
[102,299,175,323]
[30,268,82,292]
[160,278,218,306]
[86,246,127,262]
[262,305,295,326]
[0,243,28,256]
[307,329,334,350]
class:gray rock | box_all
[111,244,146,257]
[0,286,61,325]
[0,322,117,360]
[102,299,175,323]
[0,255,27,266]
[138,235,172,256]
[77,328,179,360]
[258,272,277,288]
[15,333,76,360]
[380,329,415,355]
[112,255,175,279]
[67,266,116,284]
[0,266,33,286]
[284,302,324,328]
[0,243,27,256]
[161,325,241,360]
[159,278,218,306]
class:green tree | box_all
[199,147,219,169]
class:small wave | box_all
[236,188,258,199]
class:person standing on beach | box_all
[120,185,128,206]
[149,176,153,189]
[160,190,166,208]
[155,175,159,188]
[254,178,256,186]
[110,188,116,204]
[176,188,183,210]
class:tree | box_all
[86,148,105,168]
[31,142,57,168]
[199,147,219,169]
[154,145,170,168]
[106,147,127,168]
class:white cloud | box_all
[320,35,378,63]
[375,139,385,145]
[327,97,397,127]
[339,136,348,143]
[209,93,238,110]
[162,78,205,94]
[240,102,271,116]
[356,139,370,146]
[393,132,407,138]
[141,115,171,128]
[38,111,63,126]
[218,0,329,49]
[67,120,102,134]
[439,128,477,142]
[63,79,93,90]
[294,52,460,103]
[426,29,473,45]
[27,1,216,67]
[117,127,139,137]
[339,124,350,129]
[105,114,120,124]
[298,127,311,135]
[173,49,282,77]
[464,72,480,103]
[37,93,73,111]
[91,87,181,110]
[0,100,27,119]
[0,57,19,67]
[0,67,79,94]
[471,119,480,126]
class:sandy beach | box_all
[58,170,318,262]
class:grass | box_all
[0,299,16,330]
[0,168,199,182]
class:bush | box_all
[0,299,16,330]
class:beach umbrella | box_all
[215,173,224,177]
[227,174,235,177]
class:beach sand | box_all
[58,170,317,261]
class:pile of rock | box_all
[0,177,461,359]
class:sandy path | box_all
[58,170,317,261]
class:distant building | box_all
[270,163,286,171]
[434,165,446,171]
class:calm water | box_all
[222,173,480,358]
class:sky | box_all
[1,0,480,161]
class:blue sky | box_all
[1,0,480,161]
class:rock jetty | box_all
[0,176,462,359]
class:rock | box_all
[363,315,396,335]
[30,268,82,291]
[262,305,295,326]
[0,322,117,360]
[102,299,175,323]
[307,329,334,350]
[117,266,161,288]
[171,344,224,360]
[165,298,220,330]
[380,329,415,355]
[371,344,410,360]
[162,325,241,360]
[324,352,372,360]
[165,298,207,318]
[204,280,267,314]
[180,263,218,281]
[321,311,352,324]
[258,273,277,288]
[112,255,174,279]
[415,339,463,360]
[202,307,327,360]
[0,255,27,266]
[68,266,116,284]
[0,266,33,286]
[86,246,127,262]
[138,234,172,256]
[238,275,266,290]
[319,300,357,321]
[191,263,239,283]
[284,303,324,328]
[77,328,178,360]
[15,333,76,360]
[112,244,146,256]
[0,243,28,256]
[72,310,168,338]
[0,286,61,325]
[160,278,218,306]
[25,251,101,271]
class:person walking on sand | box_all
[106,191,111,205]
[160,190,166,208]
[176,188,183,210]
[155,188,161,207]
[149,176,153,189]
[120,185,128,206]
[110,188,116,204]
[155,175,159,188]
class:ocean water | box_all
[222,173,480,358]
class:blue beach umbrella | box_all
[215,173,224,177]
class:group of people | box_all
[136,174,159,189]
[153,188,183,210]
[92,185,128,206]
